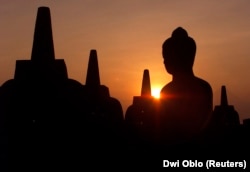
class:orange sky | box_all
[1,1,250,122]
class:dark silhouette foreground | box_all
[0,7,124,171]
[125,69,156,147]
[0,7,249,171]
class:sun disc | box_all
[152,87,161,99]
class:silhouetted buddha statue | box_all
[158,27,213,144]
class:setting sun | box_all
[152,87,161,99]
